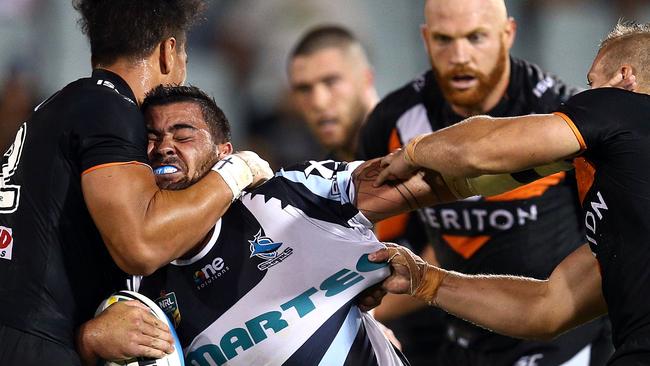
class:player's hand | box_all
[373,149,419,187]
[603,70,637,91]
[233,151,273,189]
[356,283,387,312]
[368,243,445,305]
[77,300,174,364]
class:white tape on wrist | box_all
[211,154,253,201]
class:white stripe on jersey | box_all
[395,104,433,144]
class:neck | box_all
[96,58,159,105]
[450,61,511,118]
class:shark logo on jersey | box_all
[248,229,293,270]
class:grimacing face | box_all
[289,47,368,151]
[422,0,514,110]
[146,102,221,190]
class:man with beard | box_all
[357,0,611,365]
[288,25,379,162]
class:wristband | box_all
[404,134,428,166]
[211,154,253,201]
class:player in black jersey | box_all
[0,2,273,365]
[358,0,610,364]
[372,21,648,366]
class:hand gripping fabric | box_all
[232,151,273,189]
[211,154,253,201]
[384,242,445,305]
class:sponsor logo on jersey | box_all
[417,204,538,233]
[193,256,230,290]
[584,191,608,250]
[186,254,387,365]
[0,226,13,260]
[156,291,181,328]
[248,229,293,270]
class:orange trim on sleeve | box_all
[82,161,151,176]
[553,112,587,151]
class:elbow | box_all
[108,241,163,276]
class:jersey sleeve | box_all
[554,88,626,153]
[73,91,149,173]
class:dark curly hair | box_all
[73,0,206,66]
[142,85,231,144]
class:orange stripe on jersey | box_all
[375,213,409,241]
[82,161,151,176]
[442,234,490,259]
[553,112,587,151]
[485,172,566,201]
[573,157,596,204]
[388,128,402,153]
[375,127,410,242]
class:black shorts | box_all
[607,330,650,366]
[0,324,81,366]
[433,317,612,366]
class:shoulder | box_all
[359,71,435,159]
[510,57,581,111]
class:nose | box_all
[310,83,331,112]
[449,39,470,65]
[153,137,176,158]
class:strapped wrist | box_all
[211,154,253,201]
[405,134,427,166]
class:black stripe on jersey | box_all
[249,177,359,228]
[283,302,353,365]
[343,318,378,366]
[511,169,544,184]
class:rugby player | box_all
[372,21,647,366]
[81,84,461,365]
[0,1,271,365]
[357,0,611,364]
[288,25,378,162]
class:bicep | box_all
[542,244,607,334]
[81,163,158,259]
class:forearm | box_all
[410,115,580,178]
[84,167,233,275]
[435,270,557,340]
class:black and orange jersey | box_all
[556,88,650,360]
[0,69,148,350]
[358,57,597,352]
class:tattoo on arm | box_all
[352,160,454,223]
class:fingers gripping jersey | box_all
[136,160,408,366]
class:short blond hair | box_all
[598,21,650,88]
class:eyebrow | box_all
[147,122,198,135]
[431,27,490,38]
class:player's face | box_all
[422,0,514,110]
[146,102,219,190]
[289,48,369,151]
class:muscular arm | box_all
[82,164,233,275]
[374,244,607,340]
[412,114,581,178]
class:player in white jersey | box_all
[80,85,457,365]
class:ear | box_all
[218,142,233,157]
[159,37,177,75]
[503,17,517,50]
[420,24,431,54]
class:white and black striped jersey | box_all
[135,160,409,366]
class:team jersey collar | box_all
[91,68,137,106]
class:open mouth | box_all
[317,118,337,128]
[450,75,478,90]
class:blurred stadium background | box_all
[0,0,648,167]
